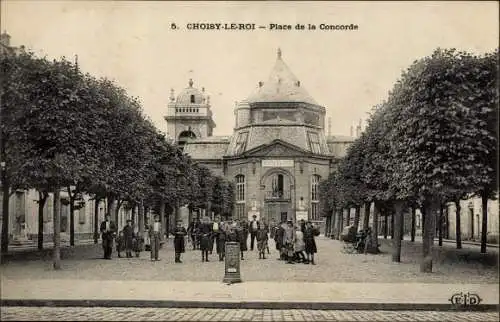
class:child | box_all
[256,223,268,259]
[132,234,144,257]
[294,224,306,263]
[116,230,125,258]
[173,220,187,263]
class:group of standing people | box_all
[100,214,320,265]
[187,214,270,262]
[100,214,187,263]
[272,219,319,265]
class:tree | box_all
[386,48,498,271]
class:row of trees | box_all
[319,48,499,272]
[1,50,235,268]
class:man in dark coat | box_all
[248,215,259,251]
[216,222,228,261]
[238,221,248,260]
[123,219,135,258]
[173,220,187,263]
[100,214,117,259]
[274,221,285,260]
[199,216,213,262]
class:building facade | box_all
[166,49,356,224]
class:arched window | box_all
[178,130,196,149]
[235,175,246,220]
[311,175,321,220]
[271,174,284,198]
[190,94,195,103]
[235,175,245,202]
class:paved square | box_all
[1,237,497,284]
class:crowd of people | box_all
[100,213,320,264]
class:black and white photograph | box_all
[0,1,499,321]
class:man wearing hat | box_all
[123,219,135,258]
[249,214,260,251]
[100,214,117,259]
[172,220,187,263]
[148,215,162,261]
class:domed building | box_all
[165,49,357,225]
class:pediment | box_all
[242,139,310,157]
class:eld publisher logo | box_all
[449,292,482,307]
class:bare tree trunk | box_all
[400,209,405,241]
[410,207,416,242]
[131,204,137,225]
[390,211,395,239]
[67,186,75,247]
[368,201,380,254]
[383,214,388,239]
[331,209,337,239]
[159,199,166,238]
[1,173,10,254]
[37,191,48,250]
[53,188,61,270]
[338,209,344,238]
[363,202,370,230]
[353,206,361,232]
[93,197,100,244]
[420,199,437,273]
[138,201,144,237]
[392,201,404,262]
[346,208,351,226]
[480,193,488,254]
[438,206,444,246]
[455,200,462,249]
[115,199,123,228]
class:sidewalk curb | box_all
[1,299,498,312]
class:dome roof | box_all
[176,79,206,105]
[247,49,318,105]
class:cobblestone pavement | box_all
[1,307,498,321]
[1,237,497,284]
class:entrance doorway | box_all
[265,202,290,224]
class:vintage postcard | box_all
[1,1,499,321]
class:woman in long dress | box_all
[303,221,319,265]
[199,216,213,262]
[237,220,248,260]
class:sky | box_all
[2,1,498,137]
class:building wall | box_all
[446,196,499,243]
[224,156,331,223]
[0,188,109,243]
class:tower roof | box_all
[247,49,318,105]
[175,79,207,105]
